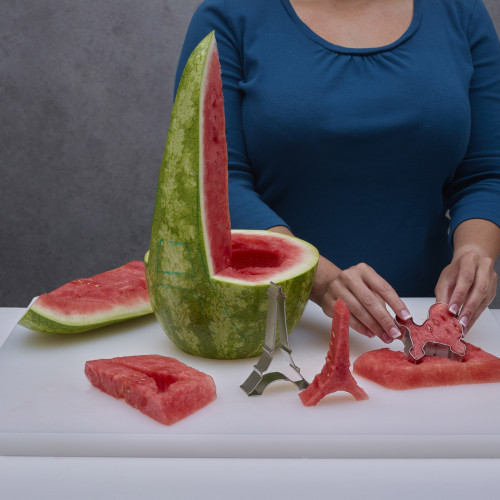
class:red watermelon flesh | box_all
[85,355,216,425]
[353,342,500,390]
[202,46,231,276]
[299,298,369,406]
[397,303,466,361]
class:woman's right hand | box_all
[267,226,410,343]
[311,256,412,344]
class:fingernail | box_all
[366,330,376,338]
[389,327,401,339]
[400,309,412,320]
[449,304,459,315]
[460,316,469,327]
[381,332,392,343]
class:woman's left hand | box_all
[435,247,497,332]
[436,219,500,332]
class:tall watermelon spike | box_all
[146,32,319,359]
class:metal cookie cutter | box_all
[240,282,309,396]
[395,304,466,363]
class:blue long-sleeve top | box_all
[175,0,500,297]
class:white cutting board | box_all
[1,298,500,458]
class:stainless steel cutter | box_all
[395,304,466,363]
[240,282,309,396]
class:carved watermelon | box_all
[146,32,319,359]
[300,298,368,405]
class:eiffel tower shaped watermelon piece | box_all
[299,298,368,406]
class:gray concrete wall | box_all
[1,0,500,307]
[1,0,202,306]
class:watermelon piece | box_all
[85,354,216,425]
[353,342,500,390]
[299,298,368,406]
[146,32,319,359]
[18,261,152,334]
[396,303,466,362]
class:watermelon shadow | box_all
[307,392,366,406]
[19,314,160,350]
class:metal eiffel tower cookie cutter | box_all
[240,282,309,396]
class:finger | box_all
[363,270,412,321]
[340,279,400,343]
[330,285,392,343]
[349,315,376,339]
[464,295,490,334]
[320,299,335,318]
[447,257,477,315]
[434,268,456,305]
[344,266,408,337]
[458,261,497,330]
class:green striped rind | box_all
[18,304,153,334]
[146,32,319,359]
[147,31,219,352]
[148,32,213,298]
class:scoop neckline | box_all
[280,0,422,55]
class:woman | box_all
[175,0,500,343]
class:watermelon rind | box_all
[146,32,319,359]
[18,261,153,334]
[18,301,153,334]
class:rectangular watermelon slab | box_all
[353,342,500,390]
[85,355,216,425]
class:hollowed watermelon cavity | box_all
[146,32,318,359]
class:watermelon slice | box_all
[146,32,319,359]
[353,342,500,390]
[85,354,216,425]
[18,261,152,334]
[396,303,466,362]
[299,298,368,406]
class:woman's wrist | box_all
[452,219,500,261]
[267,226,340,306]
[267,225,294,236]
[435,218,499,330]
[310,256,342,306]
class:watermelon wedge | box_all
[146,32,319,359]
[18,261,152,334]
[85,355,216,425]
[299,298,368,405]
[353,342,500,390]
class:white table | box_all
[1,305,500,499]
